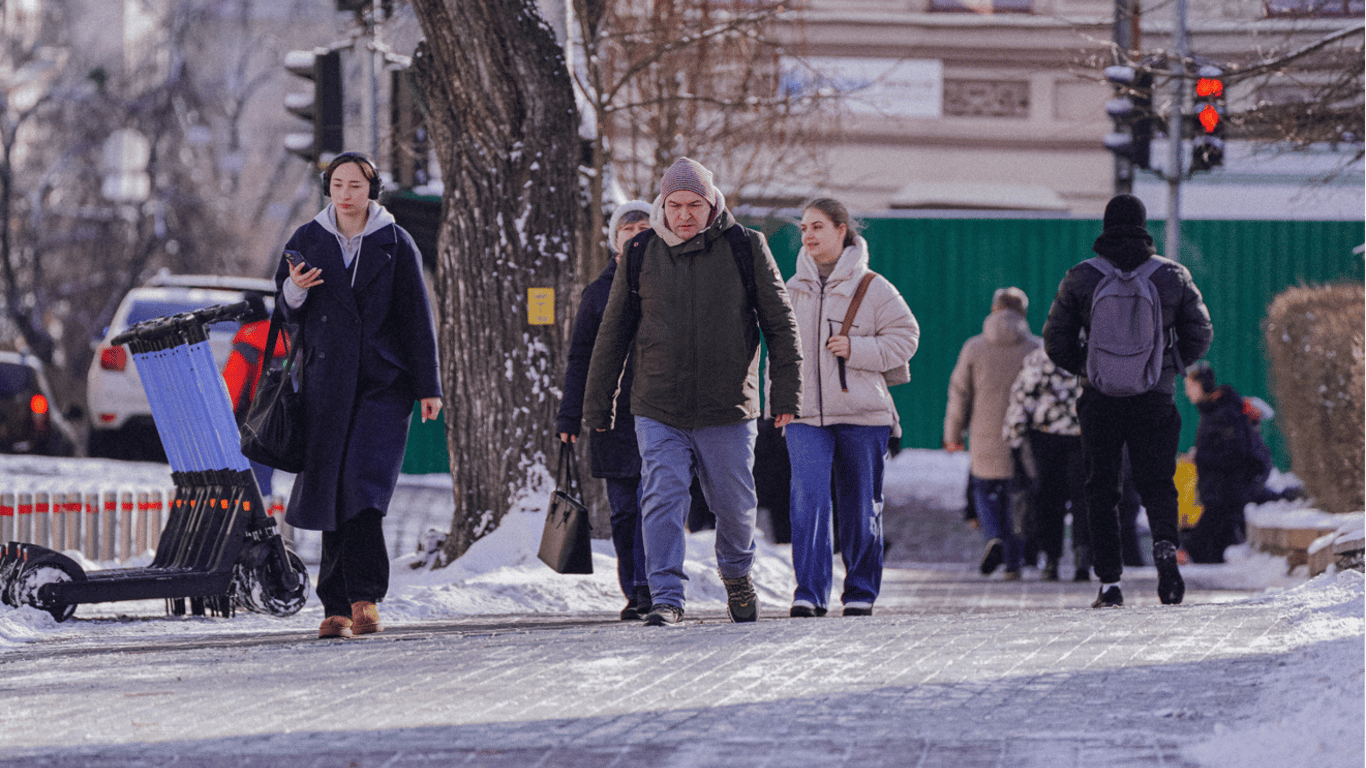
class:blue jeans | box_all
[786,423,890,608]
[604,476,647,598]
[635,416,759,611]
[971,475,1022,573]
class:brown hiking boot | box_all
[318,615,353,639]
[351,601,384,635]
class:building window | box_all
[943,80,1030,118]
[1264,0,1363,16]
[930,0,1032,12]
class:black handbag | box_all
[537,442,593,574]
[240,311,306,474]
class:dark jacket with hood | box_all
[1043,201,1212,397]
[556,258,640,478]
[583,201,802,430]
[274,203,442,531]
[1193,383,1272,507]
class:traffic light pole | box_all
[1164,0,1187,263]
[1113,0,1138,195]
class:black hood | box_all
[1092,230,1156,272]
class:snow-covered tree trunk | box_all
[410,0,581,563]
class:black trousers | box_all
[1077,390,1182,584]
[1025,431,1085,561]
[316,508,390,618]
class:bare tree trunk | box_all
[409,0,581,564]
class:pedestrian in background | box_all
[583,157,803,626]
[1181,361,1273,564]
[277,152,443,639]
[783,197,919,618]
[945,287,1041,580]
[557,199,653,620]
[1004,346,1086,581]
[1043,193,1212,608]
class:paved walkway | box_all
[0,567,1287,767]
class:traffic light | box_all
[1190,66,1225,172]
[283,48,343,165]
[1102,65,1154,170]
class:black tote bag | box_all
[240,312,306,474]
[537,442,593,574]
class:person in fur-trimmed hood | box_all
[1043,193,1211,609]
[945,286,1041,581]
[783,198,918,618]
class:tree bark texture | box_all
[410,0,581,563]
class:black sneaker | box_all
[1154,541,1186,605]
[1041,557,1060,582]
[1091,585,1124,608]
[644,604,683,626]
[722,574,758,622]
[842,605,873,617]
[979,539,1004,576]
[620,599,645,621]
[790,602,820,618]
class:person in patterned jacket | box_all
[1005,347,1086,581]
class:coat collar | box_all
[793,236,870,295]
[304,219,397,316]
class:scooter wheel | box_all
[232,548,309,617]
[10,560,79,622]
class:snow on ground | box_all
[1187,570,1364,768]
[0,451,1362,764]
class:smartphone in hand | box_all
[284,249,310,272]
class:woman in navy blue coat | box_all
[557,200,652,619]
[275,152,442,639]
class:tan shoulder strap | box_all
[835,272,878,393]
[840,272,878,336]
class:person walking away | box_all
[1043,193,1212,608]
[1181,361,1273,564]
[583,157,803,626]
[1004,346,1086,581]
[557,200,653,619]
[276,152,443,639]
[222,292,288,496]
[783,198,918,618]
[944,287,1041,580]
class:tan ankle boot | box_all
[351,601,383,635]
[318,615,353,639]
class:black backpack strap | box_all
[725,223,758,313]
[623,228,655,333]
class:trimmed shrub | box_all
[1263,283,1365,514]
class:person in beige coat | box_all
[784,198,919,617]
[944,287,1040,579]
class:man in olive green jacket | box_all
[584,157,802,626]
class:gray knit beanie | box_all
[607,200,652,253]
[659,157,717,206]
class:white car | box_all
[86,274,276,460]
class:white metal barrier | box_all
[1,486,290,565]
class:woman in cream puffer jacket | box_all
[783,198,919,618]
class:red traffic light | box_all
[1198,104,1220,134]
[1195,77,1223,98]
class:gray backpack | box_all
[1084,256,1170,397]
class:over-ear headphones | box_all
[320,151,382,200]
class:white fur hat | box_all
[607,200,652,252]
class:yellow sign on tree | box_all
[528,288,554,325]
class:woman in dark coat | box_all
[557,200,652,619]
[1182,362,1272,564]
[276,152,442,639]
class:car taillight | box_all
[100,345,128,371]
[29,393,48,415]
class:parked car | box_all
[0,350,79,456]
[87,273,276,461]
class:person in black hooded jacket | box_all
[1043,194,1212,609]
[1181,361,1273,564]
